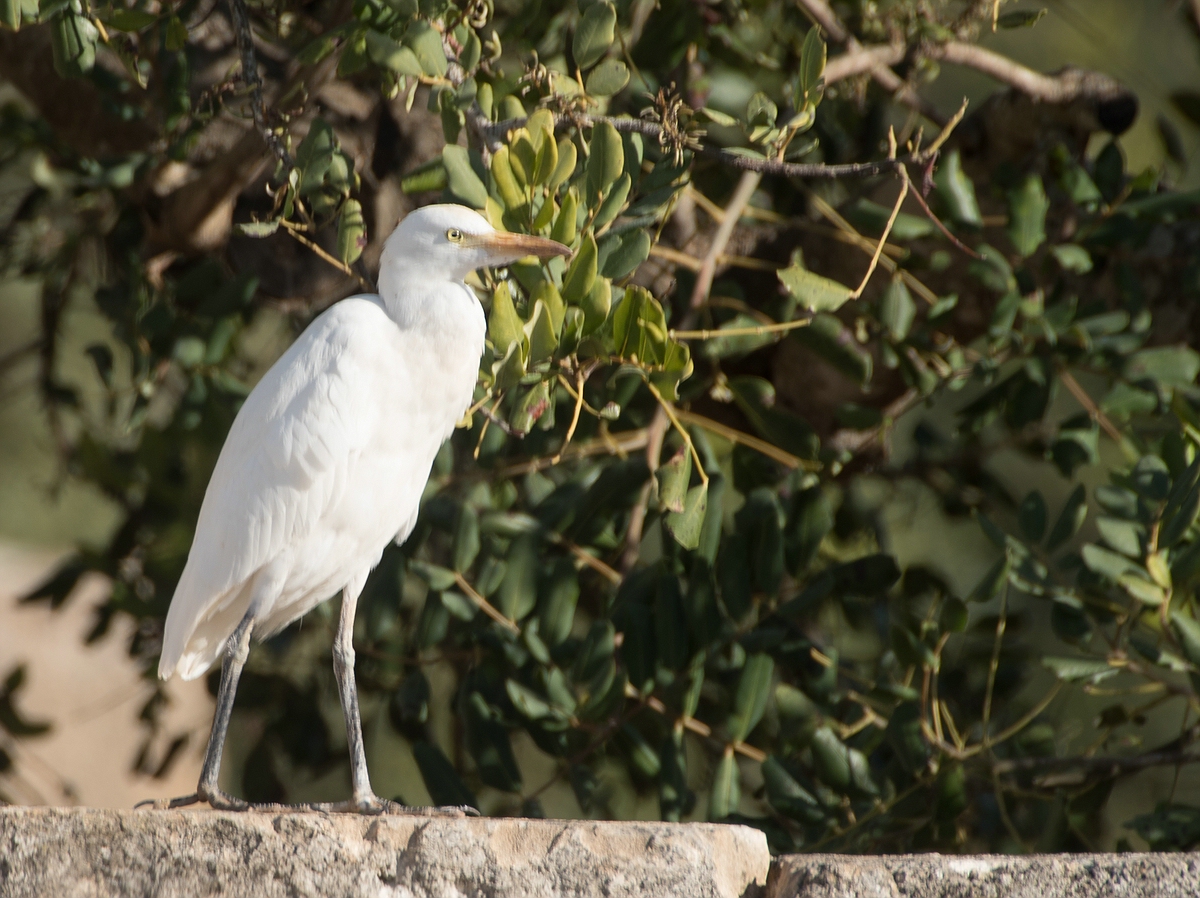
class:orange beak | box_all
[473,231,573,265]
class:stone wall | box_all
[1,807,1196,898]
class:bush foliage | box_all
[3,0,1200,852]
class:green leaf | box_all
[552,189,579,246]
[453,504,480,572]
[1018,490,1047,543]
[498,533,538,620]
[1,0,20,29]
[1096,516,1143,558]
[810,727,851,791]
[106,9,157,31]
[580,277,611,334]
[792,313,872,387]
[1042,656,1117,683]
[1171,613,1200,668]
[1007,174,1049,257]
[524,299,559,364]
[763,756,822,821]
[562,232,598,305]
[586,121,624,203]
[797,26,826,109]
[506,679,553,719]
[968,555,1010,602]
[585,58,629,96]
[879,277,916,341]
[664,482,708,550]
[1082,543,1140,582]
[601,224,651,280]
[490,146,526,210]
[935,760,967,821]
[404,19,447,77]
[1125,346,1200,388]
[511,380,552,435]
[51,10,97,77]
[1119,572,1166,606]
[573,0,617,70]
[164,15,187,51]
[934,149,982,227]
[777,259,852,313]
[727,653,774,742]
[442,145,488,209]
[365,29,423,76]
[488,281,524,357]
[997,8,1048,28]
[538,559,579,648]
[410,561,457,591]
[413,741,478,809]
[593,173,632,231]
[709,749,740,819]
[1051,244,1093,273]
[549,139,578,192]
[401,157,448,194]
[491,340,526,391]
[336,199,366,265]
[656,446,691,513]
[611,285,668,363]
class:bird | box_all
[145,204,571,814]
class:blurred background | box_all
[1,0,1199,846]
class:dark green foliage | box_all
[4,0,1200,857]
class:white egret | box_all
[146,204,570,814]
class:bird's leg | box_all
[312,586,477,817]
[137,613,255,811]
[331,585,377,811]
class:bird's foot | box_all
[300,793,479,817]
[134,786,249,812]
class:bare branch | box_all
[226,0,294,169]
[686,171,761,321]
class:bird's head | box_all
[380,204,571,286]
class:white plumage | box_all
[149,204,569,813]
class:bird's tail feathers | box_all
[158,578,256,681]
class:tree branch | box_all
[226,0,293,169]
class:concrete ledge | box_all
[3,809,1198,898]
[770,852,1200,898]
[0,807,771,898]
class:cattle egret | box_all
[146,204,570,814]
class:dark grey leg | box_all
[138,611,255,810]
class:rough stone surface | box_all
[0,807,770,898]
[770,852,1200,898]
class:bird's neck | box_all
[377,265,458,328]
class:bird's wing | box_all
[159,298,391,679]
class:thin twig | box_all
[1058,368,1133,453]
[686,171,762,319]
[673,408,821,472]
[624,682,768,762]
[453,572,520,633]
[982,582,1009,745]
[278,220,374,292]
[669,318,813,341]
[498,428,650,476]
[647,384,709,487]
[850,134,907,299]
[551,372,586,465]
[226,0,293,168]
[544,531,623,584]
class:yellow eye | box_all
[446,228,464,243]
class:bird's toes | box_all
[134,793,202,811]
[200,787,251,811]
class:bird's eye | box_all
[446,228,464,243]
